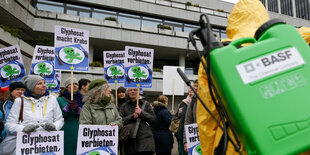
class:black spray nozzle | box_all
[195,14,223,55]
[177,68,191,86]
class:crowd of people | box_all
[0,75,198,155]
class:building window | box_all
[66,9,77,16]
[36,0,64,13]
[163,20,183,32]
[92,9,117,20]
[142,17,162,29]
[220,30,227,40]
[184,24,199,33]
[212,28,220,40]
[296,0,310,20]
[260,0,266,7]
[65,4,91,17]
[79,11,90,17]
[118,13,141,26]
[268,0,279,13]
[35,0,229,35]
[281,0,293,16]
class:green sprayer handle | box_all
[230,37,256,47]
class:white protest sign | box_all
[124,46,154,88]
[16,131,64,155]
[185,123,201,155]
[103,51,126,83]
[0,45,26,87]
[31,46,55,64]
[54,25,89,71]
[163,66,185,95]
[77,125,118,155]
[30,45,55,83]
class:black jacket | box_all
[119,99,156,154]
[153,101,174,153]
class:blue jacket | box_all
[0,99,14,140]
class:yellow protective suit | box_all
[298,27,310,45]
[196,0,269,154]
[196,59,247,155]
[224,0,269,42]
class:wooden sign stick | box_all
[115,82,118,108]
[70,71,73,100]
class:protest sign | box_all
[16,131,64,155]
[0,45,26,87]
[54,25,89,72]
[103,51,126,83]
[185,123,201,155]
[47,70,61,93]
[163,66,185,111]
[124,46,153,88]
[30,45,55,83]
[163,66,185,95]
[77,125,118,155]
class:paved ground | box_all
[172,135,179,155]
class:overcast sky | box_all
[221,0,239,3]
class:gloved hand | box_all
[41,123,56,131]
[23,124,39,134]
[68,100,78,110]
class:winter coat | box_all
[153,101,174,153]
[176,100,189,155]
[119,99,156,154]
[57,95,82,155]
[5,94,64,134]
[117,98,128,111]
[0,99,14,140]
[183,97,197,143]
[1,99,14,122]
[79,101,123,128]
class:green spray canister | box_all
[208,19,310,154]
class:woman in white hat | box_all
[0,75,64,155]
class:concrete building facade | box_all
[0,0,309,108]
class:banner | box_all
[54,26,89,72]
[30,45,55,83]
[47,70,61,93]
[124,46,153,88]
[77,125,118,155]
[163,66,185,95]
[16,131,64,155]
[0,45,26,87]
[185,123,201,155]
[103,51,126,83]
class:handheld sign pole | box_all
[172,79,175,112]
[71,71,73,100]
[115,82,118,108]
[136,88,140,107]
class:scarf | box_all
[24,91,49,99]
[97,96,111,108]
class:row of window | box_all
[35,0,227,40]
[260,0,310,20]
